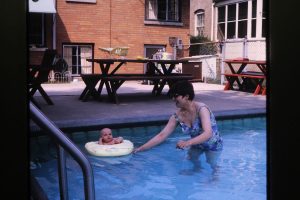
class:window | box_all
[217,0,266,40]
[238,2,248,38]
[217,6,225,40]
[63,44,94,76]
[145,0,180,22]
[262,0,266,38]
[195,10,205,36]
[251,0,257,37]
[227,4,236,39]
[144,45,166,76]
[28,13,45,47]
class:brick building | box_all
[28,0,190,78]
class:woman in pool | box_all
[134,80,223,170]
[98,128,123,145]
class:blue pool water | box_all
[30,117,266,200]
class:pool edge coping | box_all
[30,108,266,135]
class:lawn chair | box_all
[29,49,58,106]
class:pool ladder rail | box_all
[30,102,95,200]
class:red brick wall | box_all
[56,0,190,74]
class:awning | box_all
[29,0,56,13]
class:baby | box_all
[98,128,123,145]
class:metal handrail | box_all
[30,102,95,200]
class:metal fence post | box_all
[220,41,225,85]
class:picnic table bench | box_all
[222,72,266,95]
[79,58,191,104]
[223,59,267,95]
[80,73,194,104]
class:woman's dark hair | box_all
[169,80,195,100]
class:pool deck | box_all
[30,80,266,132]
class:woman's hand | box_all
[133,146,144,154]
[176,140,190,149]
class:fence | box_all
[183,38,266,84]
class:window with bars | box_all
[145,0,180,22]
[62,44,94,76]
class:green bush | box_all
[189,35,218,56]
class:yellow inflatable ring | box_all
[85,140,134,157]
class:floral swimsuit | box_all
[174,104,223,151]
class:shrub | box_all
[189,35,218,56]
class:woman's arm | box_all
[133,115,177,153]
[176,107,213,149]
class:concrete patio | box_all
[30,80,266,132]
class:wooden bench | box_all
[80,73,194,103]
[222,73,266,95]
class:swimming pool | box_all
[30,116,266,200]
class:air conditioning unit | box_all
[169,37,178,47]
[169,37,183,49]
[177,38,183,49]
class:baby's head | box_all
[100,128,113,143]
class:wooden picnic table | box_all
[79,58,193,104]
[222,59,267,95]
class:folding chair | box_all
[29,49,58,106]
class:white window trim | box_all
[216,0,265,41]
[256,0,263,39]
[247,0,252,38]
[235,3,238,38]
[195,11,205,36]
[63,44,93,76]
[225,5,228,39]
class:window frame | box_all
[144,44,168,74]
[28,13,45,48]
[216,0,265,40]
[145,0,182,26]
[237,1,248,39]
[195,9,205,36]
[62,43,94,76]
